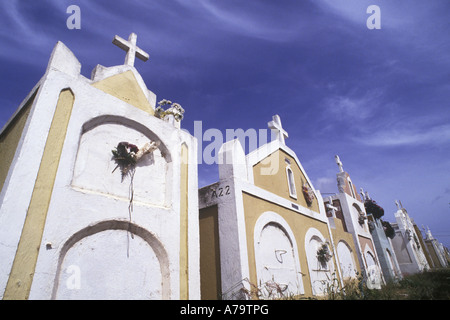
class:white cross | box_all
[326,196,338,218]
[335,155,344,173]
[360,188,371,201]
[360,188,366,200]
[113,33,149,67]
[268,115,288,144]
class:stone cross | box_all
[361,188,371,200]
[425,226,434,240]
[326,196,338,218]
[113,33,149,67]
[360,188,366,201]
[335,155,344,173]
[268,115,288,144]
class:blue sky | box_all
[1,1,449,247]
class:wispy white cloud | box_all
[313,0,370,26]
[313,0,434,30]
[321,89,383,122]
[180,0,307,42]
[0,0,47,35]
[321,85,450,149]
[355,123,450,147]
[315,177,336,194]
[0,2,63,62]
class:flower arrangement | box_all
[155,99,185,122]
[358,214,367,225]
[368,220,375,232]
[111,142,139,179]
[364,199,384,219]
[381,220,395,239]
[302,183,314,206]
[111,140,160,236]
[317,242,332,266]
[111,140,160,180]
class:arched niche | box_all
[364,245,382,289]
[304,228,335,296]
[336,240,357,280]
[364,247,377,269]
[72,115,172,207]
[81,115,172,162]
[51,220,170,299]
[352,203,367,231]
[253,212,304,297]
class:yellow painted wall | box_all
[4,89,75,300]
[413,224,432,267]
[180,144,189,299]
[92,70,154,115]
[425,242,440,268]
[0,90,37,194]
[252,150,320,213]
[199,205,222,300]
[242,191,329,297]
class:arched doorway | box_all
[364,248,381,289]
[52,220,170,299]
[254,212,303,297]
[305,228,335,296]
[336,241,357,280]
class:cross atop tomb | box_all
[335,155,344,173]
[423,226,434,240]
[268,115,288,144]
[360,187,371,201]
[113,33,149,67]
[326,196,338,218]
[360,188,366,201]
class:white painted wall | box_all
[0,41,200,300]
[54,229,163,299]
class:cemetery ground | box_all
[323,268,450,300]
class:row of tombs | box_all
[0,37,448,300]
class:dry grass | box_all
[324,268,450,300]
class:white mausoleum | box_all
[0,33,200,300]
